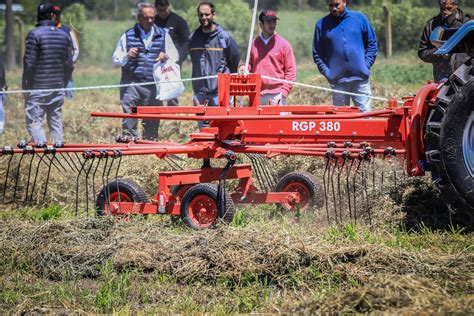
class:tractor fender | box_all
[434,20,474,55]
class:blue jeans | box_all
[65,79,73,99]
[193,94,218,129]
[0,93,5,135]
[330,79,372,112]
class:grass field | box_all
[0,13,472,314]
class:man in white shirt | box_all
[112,2,178,140]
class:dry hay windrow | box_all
[1,218,472,290]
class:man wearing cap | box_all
[312,0,377,112]
[22,2,73,145]
[112,2,178,140]
[155,0,190,106]
[189,2,240,114]
[52,5,80,99]
[418,0,472,82]
[248,10,296,105]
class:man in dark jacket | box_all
[189,2,240,115]
[155,0,189,106]
[22,2,73,145]
[418,0,472,82]
[312,0,377,112]
[112,2,178,140]
[0,56,6,136]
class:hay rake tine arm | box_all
[1,148,15,202]
[27,153,48,204]
[22,153,37,205]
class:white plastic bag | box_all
[153,61,185,101]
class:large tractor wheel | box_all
[426,60,474,228]
[275,171,324,212]
[96,179,148,217]
[180,183,235,230]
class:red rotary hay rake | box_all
[0,69,472,229]
[0,24,472,229]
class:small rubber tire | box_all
[426,60,474,228]
[96,179,148,217]
[180,183,235,230]
[275,171,324,212]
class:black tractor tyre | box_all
[275,171,325,212]
[425,60,474,228]
[180,183,235,230]
[96,179,148,216]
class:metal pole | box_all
[383,5,392,59]
[5,0,16,70]
[244,0,259,75]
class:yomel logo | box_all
[161,66,173,75]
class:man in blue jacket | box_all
[312,0,377,112]
[189,1,240,115]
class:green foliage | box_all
[181,0,252,51]
[363,3,436,54]
[95,260,131,312]
[33,205,64,221]
[62,3,87,51]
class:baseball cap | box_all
[439,0,458,4]
[37,2,55,15]
[259,10,279,22]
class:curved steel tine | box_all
[2,155,15,202]
[42,153,55,202]
[362,160,371,225]
[13,153,26,204]
[346,159,354,221]
[91,158,102,213]
[114,153,123,215]
[323,157,331,223]
[83,159,95,215]
[337,158,346,223]
[28,153,47,204]
[352,159,362,223]
[75,158,88,216]
[23,154,36,205]
[329,158,338,225]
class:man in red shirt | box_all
[248,10,296,105]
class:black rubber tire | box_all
[425,59,474,228]
[180,183,235,230]
[96,179,148,216]
[170,184,193,223]
[275,171,324,212]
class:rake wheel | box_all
[96,179,148,217]
[170,184,194,223]
[180,183,235,230]
[426,59,474,228]
[275,171,324,212]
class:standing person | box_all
[418,0,472,82]
[52,5,79,99]
[22,2,73,145]
[0,56,6,136]
[312,0,377,112]
[189,2,240,111]
[248,10,296,105]
[155,0,190,106]
[112,2,178,140]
